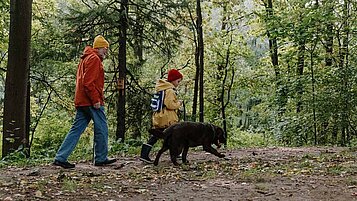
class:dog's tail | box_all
[148,128,167,139]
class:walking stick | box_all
[93,141,95,164]
[183,101,186,121]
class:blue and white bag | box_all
[150,90,165,112]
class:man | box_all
[53,35,116,168]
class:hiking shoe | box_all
[53,160,75,169]
[140,144,153,164]
[94,158,117,166]
[139,157,153,164]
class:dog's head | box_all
[212,125,226,148]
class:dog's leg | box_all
[153,146,169,166]
[182,146,189,164]
[202,145,225,158]
[169,147,180,166]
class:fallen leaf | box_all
[3,197,13,201]
[35,190,43,198]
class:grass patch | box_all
[61,178,77,192]
[227,130,278,149]
[347,177,357,186]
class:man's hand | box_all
[93,102,101,109]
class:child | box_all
[140,69,183,163]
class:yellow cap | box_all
[93,35,109,49]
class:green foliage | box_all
[0,147,52,168]
[110,138,142,156]
[250,0,357,146]
[4,0,357,163]
[31,111,73,156]
[0,0,9,158]
[0,0,9,50]
[227,129,278,148]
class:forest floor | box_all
[1,147,357,201]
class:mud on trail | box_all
[1,147,357,201]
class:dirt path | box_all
[1,147,357,201]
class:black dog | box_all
[149,122,227,166]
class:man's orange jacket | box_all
[74,46,104,107]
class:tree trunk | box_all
[2,0,32,158]
[25,81,31,157]
[266,0,278,69]
[220,36,234,144]
[192,43,199,122]
[196,0,204,122]
[310,48,317,145]
[264,0,286,114]
[217,2,232,144]
[320,1,333,145]
[116,0,128,142]
[296,39,305,113]
[130,6,145,139]
[339,0,350,145]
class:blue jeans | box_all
[55,106,109,163]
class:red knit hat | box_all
[167,69,183,82]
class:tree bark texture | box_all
[2,0,32,158]
[196,0,204,122]
[116,0,128,142]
